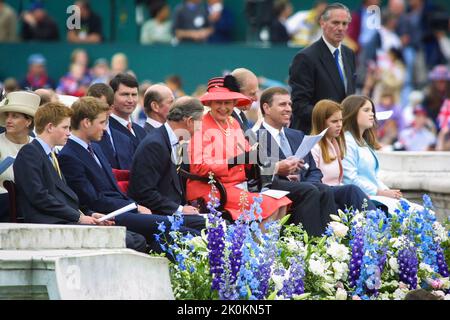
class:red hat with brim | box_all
[199,77,252,107]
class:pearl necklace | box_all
[213,116,231,136]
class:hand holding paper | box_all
[97,202,137,222]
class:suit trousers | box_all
[330,184,377,212]
[272,179,336,237]
[125,230,148,253]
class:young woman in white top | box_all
[0,91,40,221]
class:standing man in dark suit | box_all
[58,97,204,249]
[108,73,147,150]
[86,83,134,169]
[289,3,356,134]
[128,96,206,229]
[142,84,174,134]
[13,101,147,251]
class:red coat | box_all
[187,112,291,220]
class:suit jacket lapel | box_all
[34,140,78,201]
[318,38,346,96]
[342,47,354,94]
[161,127,182,195]
[231,110,245,131]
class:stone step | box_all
[0,224,126,250]
[0,249,174,300]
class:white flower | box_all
[444,294,450,300]
[393,288,407,300]
[433,290,446,299]
[332,261,349,281]
[433,221,448,242]
[327,242,350,262]
[271,268,289,292]
[351,212,365,228]
[330,214,341,222]
[335,288,347,300]
[329,222,349,238]
[390,236,407,249]
[389,257,399,273]
[285,238,305,254]
[309,259,328,276]
[419,263,435,274]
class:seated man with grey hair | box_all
[128,96,205,230]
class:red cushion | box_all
[112,169,130,182]
[117,181,129,193]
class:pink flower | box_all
[352,295,361,300]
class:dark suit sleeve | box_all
[289,52,316,129]
[302,152,323,183]
[58,153,133,214]
[13,147,80,222]
[128,142,179,214]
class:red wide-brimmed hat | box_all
[199,77,252,107]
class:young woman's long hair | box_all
[342,95,381,150]
[311,99,346,163]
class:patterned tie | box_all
[279,130,293,157]
[126,122,133,132]
[87,144,95,157]
[87,144,102,167]
[333,48,346,88]
[50,151,62,179]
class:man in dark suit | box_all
[289,3,356,134]
[108,73,147,150]
[86,83,134,169]
[257,87,375,235]
[142,84,174,133]
[128,96,206,228]
[13,101,147,252]
[256,87,336,236]
[58,97,203,249]
[229,68,259,133]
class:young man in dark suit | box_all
[13,101,147,252]
[86,83,134,169]
[128,96,206,230]
[108,73,147,150]
[289,3,356,134]
[57,97,203,249]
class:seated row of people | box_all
[0,72,406,248]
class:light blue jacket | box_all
[342,131,388,195]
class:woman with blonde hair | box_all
[311,99,346,186]
[311,99,376,211]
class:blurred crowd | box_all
[0,0,450,151]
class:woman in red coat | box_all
[187,76,291,222]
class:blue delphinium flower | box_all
[255,221,281,299]
[279,256,305,299]
[398,241,418,289]
[349,226,364,288]
[207,217,225,291]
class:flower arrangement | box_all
[154,189,450,300]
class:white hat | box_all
[0,91,40,126]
